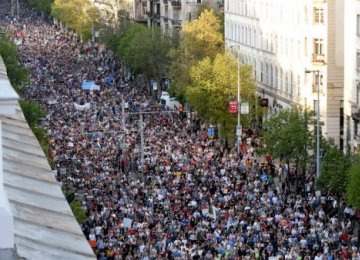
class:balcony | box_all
[171,19,182,26]
[312,53,326,65]
[146,11,153,18]
[352,106,360,121]
[217,0,224,9]
[171,0,181,7]
[154,14,160,21]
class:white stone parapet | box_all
[0,122,15,250]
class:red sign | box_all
[228,101,238,113]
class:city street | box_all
[1,1,359,259]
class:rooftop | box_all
[0,56,95,260]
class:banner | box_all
[123,218,132,228]
[74,102,91,111]
[81,80,100,91]
[105,76,114,84]
[47,99,58,105]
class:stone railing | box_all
[0,56,18,256]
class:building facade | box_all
[344,0,360,153]
[146,0,223,33]
[225,0,360,153]
[92,0,147,28]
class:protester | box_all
[1,2,359,259]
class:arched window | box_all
[260,62,264,83]
[290,72,294,95]
[279,68,283,92]
[285,72,289,93]
[253,59,257,79]
[245,27,247,44]
[235,24,238,42]
[253,29,256,47]
[270,65,273,86]
[274,66,278,89]
[265,63,269,85]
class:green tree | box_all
[51,0,99,40]
[70,201,87,224]
[0,36,28,87]
[19,100,46,127]
[195,3,224,37]
[260,107,316,172]
[117,25,172,88]
[169,9,224,103]
[186,52,257,139]
[346,154,360,209]
[117,24,148,71]
[27,0,54,16]
[317,142,350,194]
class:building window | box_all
[313,73,323,93]
[313,38,324,63]
[357,83,360,105]
[357,52,360,72]
[304,37,308,56]
[355,120,358,137]
[313,7,324,24]
[357,15,360,35]
[313,38,324,55]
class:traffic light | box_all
[259,98,269,108]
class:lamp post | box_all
[229,45,241,154]
[305,69,320,179]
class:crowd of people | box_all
[1,2,360,259]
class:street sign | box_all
[241,102,249,114]
[228,101,238,113]
[151,80,158,90]
[236,124,242,136]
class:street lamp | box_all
[229,45,241,155]
[305,69,320,179]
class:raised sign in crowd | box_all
[1,2,360,260]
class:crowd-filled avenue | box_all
[1,1,359,259]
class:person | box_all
[1,2,358,258]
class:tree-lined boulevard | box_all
[2,0,360,259]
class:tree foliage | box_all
[117,25,172,83]
[93,0,128,30]
[70,201,87,224]
[346,154,360,209]
[169,9,224,103]
[186,52,256,139]
[51,0,99,40]
[182,9,223,61]
[27,0,54,16]
[19,100,46,127]
[317,142,351,194]
[260,108,316,170]
[0,35,28,87]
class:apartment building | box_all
[344,0,360,152]
[146,0,223,33]
[225,0,360,153]
[92,0,147,28]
